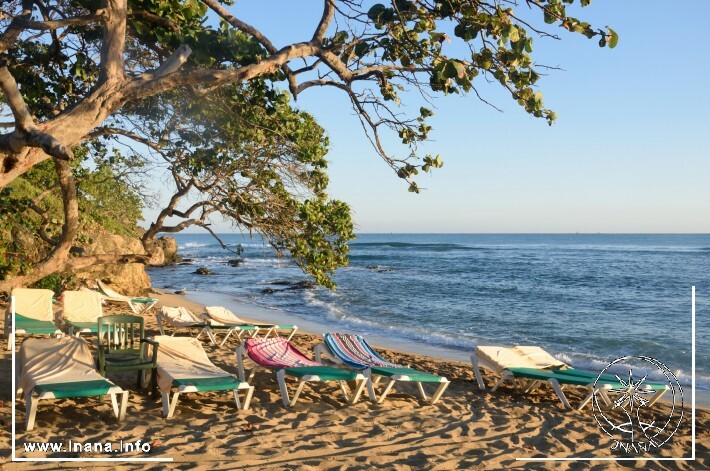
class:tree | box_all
[0,0,616,290]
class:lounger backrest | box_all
[160,306,200,323]
[17,337,96,394]
[245,338,321,368]
[324,333,398,369]
[475,345,567,373]
[11,288,54,321]
[150,336,232,393]
[512,346,566,369]
[62,290,103,322]
[96,280,131,301]
[205,306,245,325]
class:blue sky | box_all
[144,1,709,233]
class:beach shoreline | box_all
[1,288,707,469]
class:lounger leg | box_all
[548,379,571,409]
[219,329,235,347]
[314,344,324,362]
[156,315,166,335]
[118,391,128,422]
[647,387,667,407]
[578,387,597,410]
[286,327,298,342]
[471,355,486,389]
[25,392,38,432]
[263,327,275,338]
[276,370,291,407]
[338,381,350,402]
[232,389,242,410]
[161,392,170,417]
[491,371,513,392]
[430,381,450,405]
[364,370,377,402]
[235,347,246,381]
[524,380,542,394]
[110,393,120,417]
[417,382,428,401]
[378,379,397,404]
[290,380,307,407]
[166,391,180,418]
[6,332,13,351]
[241,386,254,411]
[350,379,367,405]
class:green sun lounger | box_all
[5,288,63,350]
[499,367,668,410]
[61,290,104,337]
[316,333,450,404]
[153,335,254,418]
[18,337,128,431]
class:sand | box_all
[1,290,707,470]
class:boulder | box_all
[195,267,213,275]
[158,236,181,264]
[226,258,244,267]
[74,233,151,296]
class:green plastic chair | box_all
[96,315,159,394]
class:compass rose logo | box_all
[592,356,683,453]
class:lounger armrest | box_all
[141,338,160,366]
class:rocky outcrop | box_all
[74,234,151,296]
[158,236,180,264]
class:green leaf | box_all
[607,27,618,48]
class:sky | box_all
[143,1,710,234]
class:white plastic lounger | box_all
[204,306,298,345]
[5,288,63,351]
[156,306,218,344]
[151,336,254,418]
[236,338,367,408]
[60,290,104,337]
[472,346,668,410]
[471,345,567,390]
[96,279,158,315]
[17,337,128,431]
[315,333,450,404]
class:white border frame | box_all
[516,286,697,462]
[10,295,173,463]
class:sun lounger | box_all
[17,337,128,430]
[151,335,254,417]
[5,288,63,351]
[472,346,668,409]
[60,290,104,337]
[204,306,298,345]
[95,279,158,315]
[156,306,219,344]
[236,337,367,407]
[315,333,450,404]
[471,345,568,389]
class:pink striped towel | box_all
[245,338,322,368]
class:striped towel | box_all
[324,333,399,369]
[245,338,321,368]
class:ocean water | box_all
[147,233,709,391]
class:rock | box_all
[262,280,316,294]
[74,233,151,296]
[158,236,181,264]
[174,290,185,295]
[195,267,213,275]
[226,259,244,267]
[366,265,395,273]
[286,280,316,290]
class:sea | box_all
[147,233,709,395]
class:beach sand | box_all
[1,290,707,470]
